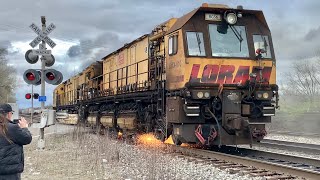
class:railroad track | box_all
[91,129,320,179]
[18,114,320,179]
[258,139,320,154]
[268,131,320,138]
[20,113,41,123]
[42,125,319,179]
[220,146,320,171]
[172,145,320,180]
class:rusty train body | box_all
[53,3,279,146]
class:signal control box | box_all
[31,109,56,128]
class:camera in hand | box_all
[12,119,20,124]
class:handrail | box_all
[56,54,166,106]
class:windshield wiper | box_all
[192,22,202,56]
[230,25,243,51]
[196,32,202,55]
[263,36,268,56]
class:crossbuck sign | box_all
[29,23,56,49]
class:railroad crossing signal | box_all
[44,69,63,85]
[25,16,60,150]
[23,69,41,85]
[25,93,39,99]
[23,69,63,85]
[23,19,63,86]
[29,23,56,48]
[33,93,39,99]
[25,93,32,99]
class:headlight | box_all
[255,91,272,100]
[263,92,269,99]
[197,92,204,98]
[204,92,210,98]
[226,13,237,25]
[257,93,262,99]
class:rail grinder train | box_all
[53,3,279,146]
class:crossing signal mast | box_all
[23,16,62,149]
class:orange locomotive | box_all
[54,3,279,146]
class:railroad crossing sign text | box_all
[33,49,52,55]
[29,23,56,48]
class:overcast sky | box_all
[1,0,319,108]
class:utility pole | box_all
[38,16,46,150]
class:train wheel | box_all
[96,124,105,135]
[172,134,182,146]
[154,130,166,142]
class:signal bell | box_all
[43,54,55,67]
[23,69,41,85]
[25,50,39,64]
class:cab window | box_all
[209,24,249,57]
[253,35,272,59]
[168,35,178,55]
[186,32,205,56]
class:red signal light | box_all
[25,93,31,99]
[26,72,35,81]
[46,72,55,80]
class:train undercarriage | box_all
[56,81,278,147]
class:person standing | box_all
[0,104,32,180]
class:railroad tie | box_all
[239,169,265,175]
[214,162,235,168]
[219,163,238,169]
[226,165,247,174]
[250,172,278,177]
[211,161,227,166]
[265,175,296,180]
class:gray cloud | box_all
[67,45,81,57]
[304,26,320,41]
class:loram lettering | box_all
[189,64,272,84]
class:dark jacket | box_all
[0,120,32,176]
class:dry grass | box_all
[22,125,261,180]
[23,127,109,179]
[22,125,175,180]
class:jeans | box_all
[0,173,21,180]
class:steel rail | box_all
[258,139,320,154]
[268,131,320,138]
[229,147,320,170]
[173,145,320,180]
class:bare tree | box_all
[0,48,16,103]
[282,59,320,110]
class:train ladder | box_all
[155,55,167,140]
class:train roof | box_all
[101,4,269,61]
[166,4,268,34]
[101,34,149,60]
